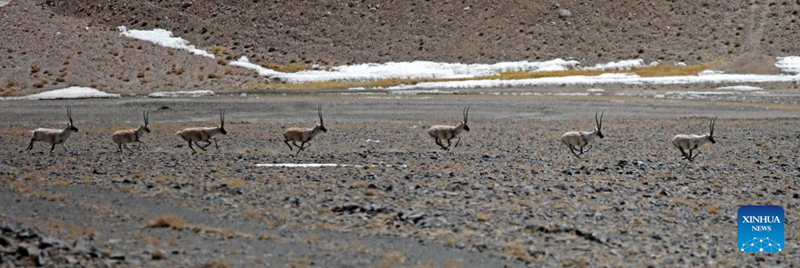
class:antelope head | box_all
[460,105,470,131]
[219,109,227,135]
[707,116,717,144]
[140,109,151,133]
[594,111,604,139]
[66,107,79,132]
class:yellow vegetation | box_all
[242,63,708,91]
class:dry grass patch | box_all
[151,250,168,260]
[242,62,711,91]
[504,243,537,263]
[378,250,407,268]
[202,258,232,268]
[476,213,492,222]
[146,214,188,229]
[222,179,247,187]
[257,232,282,240]
[257,62,315,73]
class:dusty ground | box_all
[1,91,798,266]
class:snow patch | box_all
[715,85,763,91]
[118,27,214,58]
[586,88,605,93]
[22,87,120,100]
[256,163,358,168]
[699,70,725,76]
[148,90,215,98]
[232,57,579,83]
[386,73,800,90]
[0,0,10,7]
[582,59,644,70]
[776,56,800,74]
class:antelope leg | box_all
[454,137,462,147]
[196,141,210,150]
[691,150,702,160]
[583,145,593,153]
[61,144,69,153]
[138,141,148,150]
[124,144,134,153]
[50,143,56,153]
[118,143,123,153]
[188,140,197,153]
[27,139,34,150]
[434,138,446,150]
[193,141,206,151]
[213,138,219,149]
[568,146,581,159]
[284,140,294,151]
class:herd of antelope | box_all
[25,106,720,162]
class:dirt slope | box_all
[2,0,799,95]
[40,0,800,66]
[0,0,257,95]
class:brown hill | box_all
[42,0,800,66]
[2,0,799,95]
[0,0,255,96]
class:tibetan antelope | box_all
[428,105,470,150]
[26,107,79,153]
[671,116,717,162]
[560,112,604,158]
[176,110,227,153]
[112,109,151,153]
[283,105,328,155]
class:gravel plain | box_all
[1,91,799,266]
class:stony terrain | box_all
[1,93,798,266]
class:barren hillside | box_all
[42,0,800,65]
[2,0,799,95]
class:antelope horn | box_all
[318,105,323,125]
[67,107,73,125]
[220,109,225,127]
[463,105,470,123]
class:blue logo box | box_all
[737,205,784,253]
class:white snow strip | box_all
[698,70,725,76]
[22,87,120,100]
[715,85,763,91]
[586,88,605,93]
[389,89,453,95]
[256,163,359,168]
[775,56,800,74]
[365,139,381,143]
[232,56,579,83]
[554,93,590,96]
[118,27,214,58]
[0,0,10,7]
[148,90,215,98]
[386,73,800,90]
[582,59,644,70]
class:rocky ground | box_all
[1,92,798,266]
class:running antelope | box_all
[428,105,470,150]
[112,109,151,153]
[26,107,79,153]
[176,110,227,153]
[671,116,717,162]
[283,105,328,155]
[560,112,604,158]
